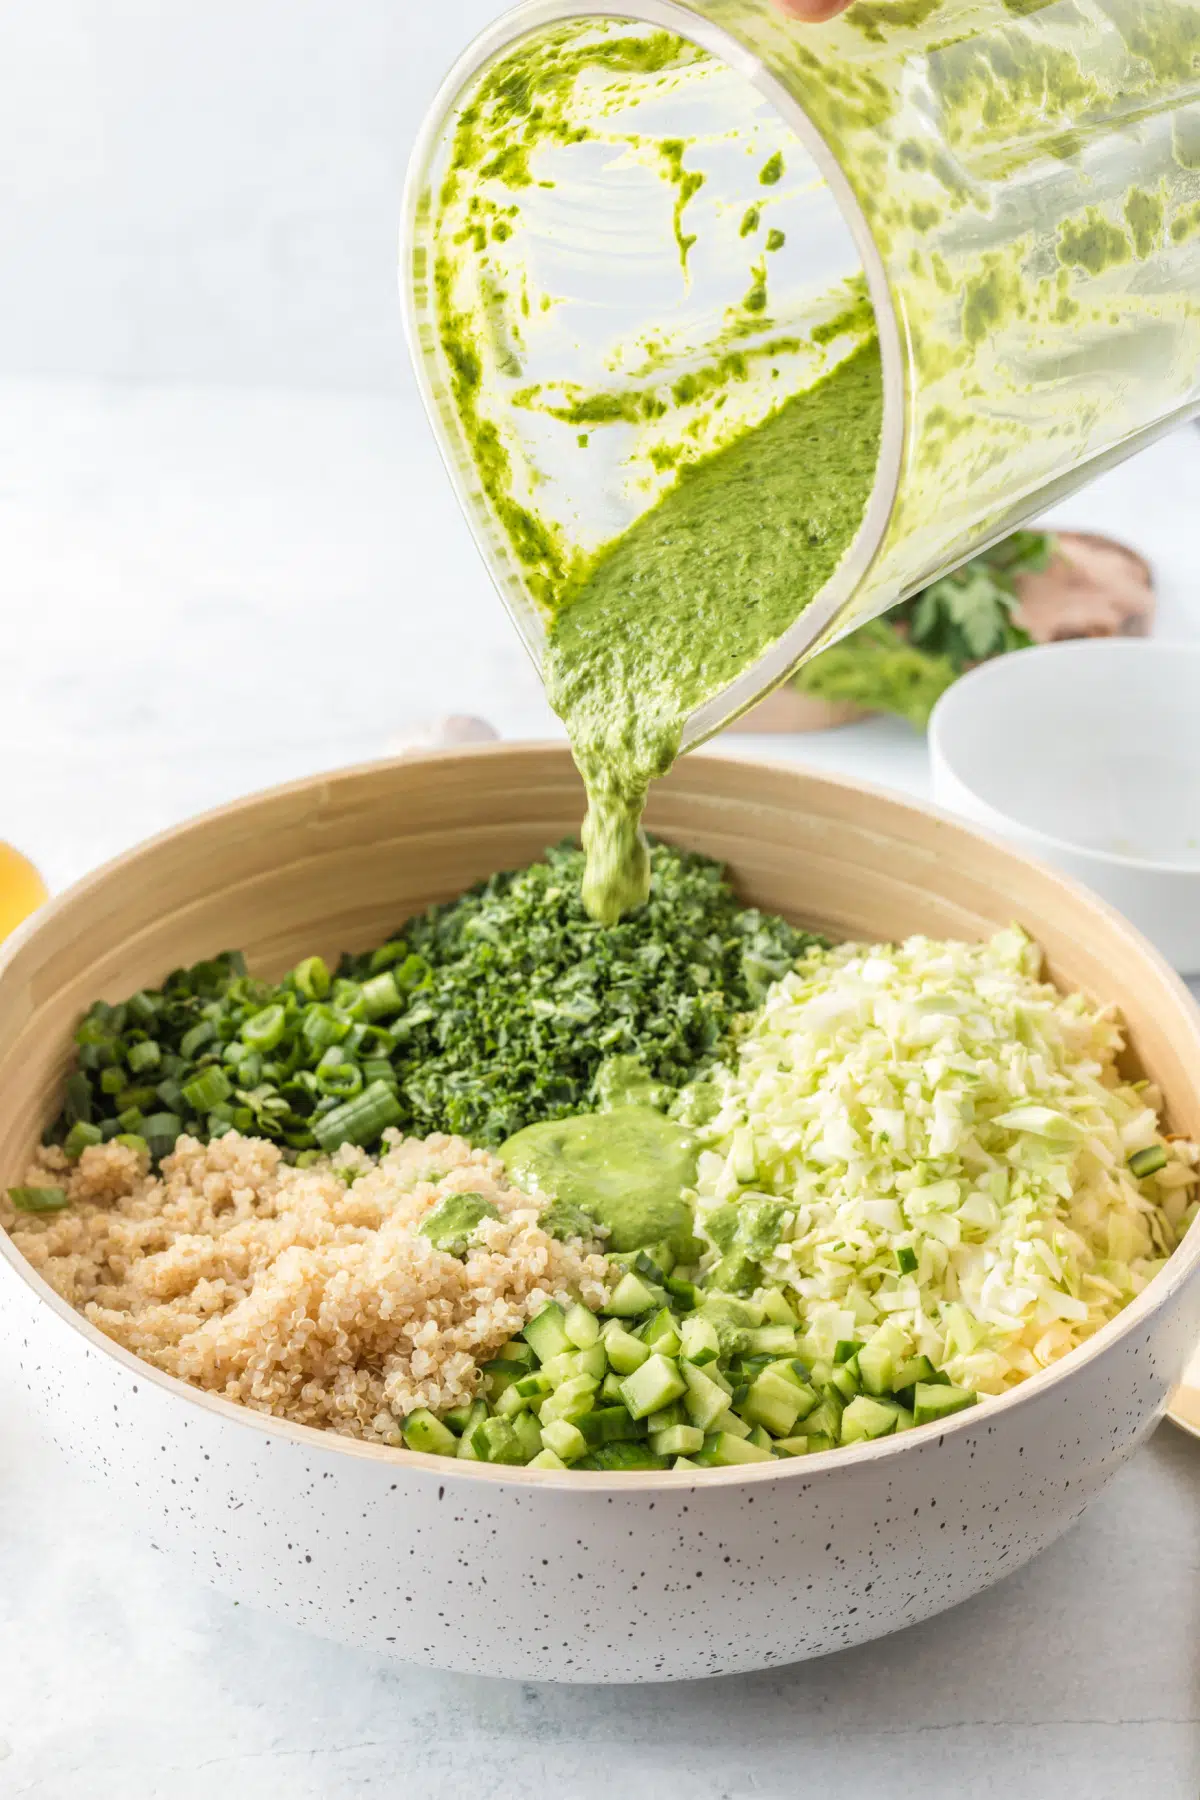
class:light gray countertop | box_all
[0,379,1198,1798]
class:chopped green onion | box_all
[312,1079,403,1152]
[125,1039,161,1075]
[63,1072,93,1126]
[241,1005,286,1052]
[360,972,402,1019]
[301,1006,349,1053]
[361,1058,398,1086]
[126,991,161,1026]
[63,1121,103,1159]
[7,1185,69,1213]
[179,1020,216,1059]
[315,1060,364,1099]
[115,1085,158,1114]
[181,1066,233,1112]
[141,1112,184,1159]
[291,955,331,1001]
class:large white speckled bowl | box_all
[1,747,1198,1682]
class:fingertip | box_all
[774,0,853,19]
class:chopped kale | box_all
[342,839,823,1145]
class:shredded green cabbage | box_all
[694,929,1198,1393]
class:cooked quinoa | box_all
[2,1131,611,1444]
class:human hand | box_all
[772,0,853,18]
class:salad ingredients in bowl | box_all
[7,844,1193,1473]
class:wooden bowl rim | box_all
[2,742,1198,1491]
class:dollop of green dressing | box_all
[417,1190,500,1256]
[500,1105,698,1254]
[544,341,882,921]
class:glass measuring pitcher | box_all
[404,0,1200,745]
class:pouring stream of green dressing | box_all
[545,339,883,922]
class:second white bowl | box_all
[930,640,1200,973]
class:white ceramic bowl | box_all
[930,640,1200,973]
[1,748,1199,1682]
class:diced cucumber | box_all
[772,1436,812,1457]
[834,1339,863,1364]
[713,1407,751,1440]
[514,1370,553,1400]
[741,1368,808,1437]
[672,1455,700,1470]
[481,1361,524,1396]
[528,1448,567,1470]
[682,1364,729,1431]
[619,1353,687,1421]
[539,1374,600,1424]
[401,1409,458,1457]
[664,1275,700,1310]
[577,1442,668,1471]
[745,1325,798,1356]
[495,1382,530,1418]
[564,1301,600,1348]
[441,1403,474,1435]
[747,1424,772,1450]
[455,1400,489,1459]
[799,1398,842,1439]
[512,1410,544,1461]
[605,1271,661,1317]
[829,1361,860,1403]
[579,1406,645,1446]
[634,1244,676,1280]
[493,1340,536,1367]
[643,1308,682,1358]
[540,1419,588,1463]
[646,1401,687,1433]
[891,1353,936,1394]
[650,1424,705,1457]
[858,1322,911,1397]
[767,1360,816,1403]
[703,1431,773,1466]
[603,1323,651,1375]
[895,1244,918,1275]
[802,1431,836,1454]
[599,1371,626,1403]
[679,1314,721,1365]
[839,1395,899,1445]
[573,1343,608,1383]
[471,1416,527,1464]
[1129,1144,1168,1178]
[760,1288,798,1327]
[534,1351,577,1387]
[912,1381,977,1427]
[524,1302,574,1364]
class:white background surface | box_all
[0,3,1198,1794]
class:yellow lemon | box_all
[0,841,47,944]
